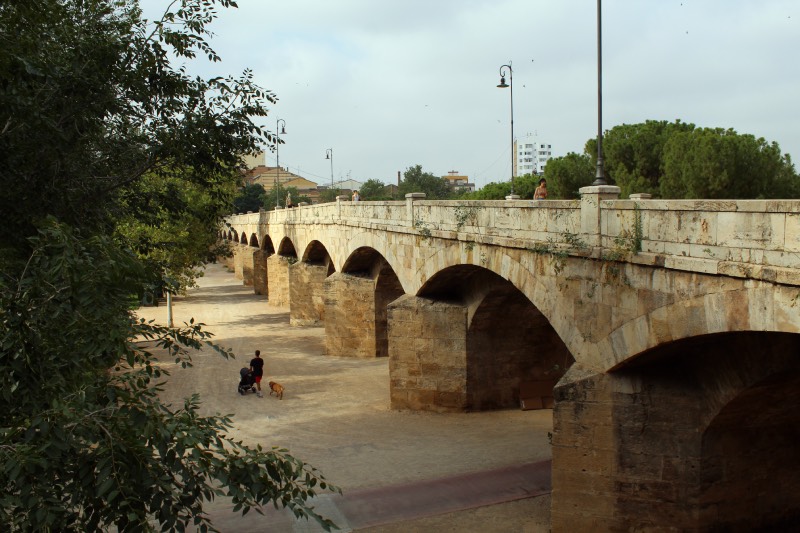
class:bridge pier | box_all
[241,247,255,286]
[233,243,245,280]
[552,333,800,531]
[388,295,468,412]
[324,273,380,357]
[267,255,291,307]
[289,261,329,326]
[252,249,269,296]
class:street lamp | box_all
[275,118,286,208]
[325,148,334,197]
[497,63,516,196]
[592,0,607,186]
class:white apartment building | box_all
[514,133,552,176]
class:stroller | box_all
[238,367,257,395]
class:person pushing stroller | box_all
[249,349,265,397]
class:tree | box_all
[582,120,798,199]
[317,188,341,203]
[0,1,337,531]
[398,165,452,199]
[359,178,391,200]
[543,152,595,199]
[661,128,800,199]
[233,183,268,214]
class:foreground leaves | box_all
[0,221,339,532]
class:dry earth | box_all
[136,263,553,532]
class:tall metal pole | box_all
[276,119,286,208]
[592,0,607,186]
[325,148,334,195]
[497,63,515,195]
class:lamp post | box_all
[497,63,517,197]
[275,118,286,208]
[592,0,607,186]
[325,148,334,198]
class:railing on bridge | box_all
[225,188,800,286]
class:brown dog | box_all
[268,381,284,400]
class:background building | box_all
[514,133,552,176]
[442,171,475,193]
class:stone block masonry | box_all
[324,273,379,357]
[388,296,468,412]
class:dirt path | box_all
[136,263,552,532]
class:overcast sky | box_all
[141,0,799,189]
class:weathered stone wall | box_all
[373,266,405,358]
[266,255,291,307]
[388,295,468,412]
[241,246,255,286]
[467,298,571,410]
[289,261,329,326]
[252,250,269,296]
[233,243,245,280]
[324,273,378,357]
[552,333,800,531]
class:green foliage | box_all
[262,185,309,210]
[543,152,595,199]
[463,180,511,200]
[359,179,392,200]
[0,0,338,530]
[399,165,452,199]
[317,188,342,203]
[0,0,275,263]
[461,174,541,200]
[582,120,799,199]
[0,221,339,532]
[661,128,800,199]
[233,183,268,213]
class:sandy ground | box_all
[136,263,552,532]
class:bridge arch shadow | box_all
[599,331,800,530]
[386,264,574,412]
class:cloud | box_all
[141,0,800,187]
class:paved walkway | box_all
[136,263,553,532]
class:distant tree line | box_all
[541,120,798,200]
[236,120,799,208]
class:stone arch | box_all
[302,240,335,276]
[410,264,572,411]
[601,285,800,372]
[261,235,276,254]
[249,234,259,248]
[331,247,405,358]
[589,331,800,530]
[340,231,408,293]
[276,236,297,258]
[239,232,247,245]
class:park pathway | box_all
[136,263,553,532]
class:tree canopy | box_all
[398,165,453,199]
[0,1,337,531]
[359,178,392,200]
[580,120,799,199]
[542,152,595,199]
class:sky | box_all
[140,0,799,189]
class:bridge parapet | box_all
[604,198,800,285]
[224,193,800,286]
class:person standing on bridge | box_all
[285,191,293,208]
[250,349,265,397]
[352,190,360,202]
[533,178,547,200]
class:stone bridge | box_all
[220,186,800,531]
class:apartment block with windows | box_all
[513,133,552,176]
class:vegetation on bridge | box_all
[0,1,337,531]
